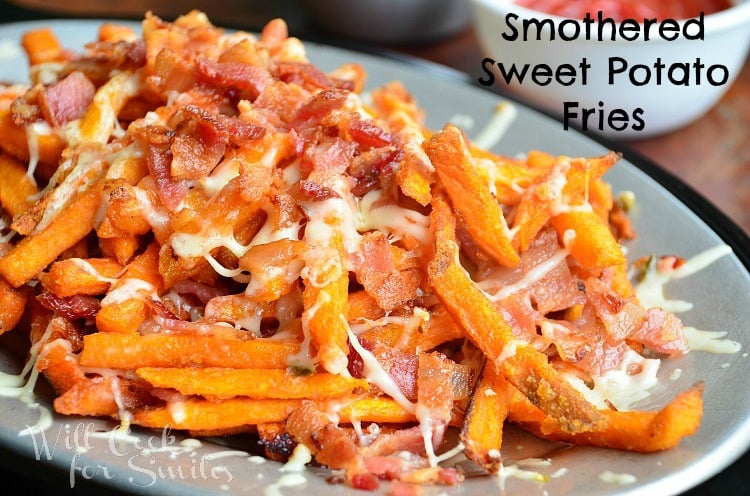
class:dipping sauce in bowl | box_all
[515,0,734,21]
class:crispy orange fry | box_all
[39,257,123,297]
[338,397,417,424]
[347,290,386,322]
[132,398,304,430]
[509,382,705,452]
[239,239,308,302]
[512,153,619,251]
[0,152,38,217]
[0,275,28,334]
[21,28,65,65]
[461,365,512,472]
[301,232,350,375]
[99,235,141,265]
[427,192,602,433]
[36,337,86,393]
[0,102,65,175]
[136,367,369,400]
[397,152,433,206]
[424,124,519,268]
[95,242,162,334]
[79,333,300,369]
[551,209,626,271]
[0,187,102,287]
[98,23,137,42]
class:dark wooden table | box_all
[1,1,748,495]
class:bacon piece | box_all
[416,352,456,450]
[358,338,418,401]
[349,147,401,197]
[285,401,369,482]
[585,276,646,342]
[170,111,226,180]
[173,279,227,304]
[353,232,421,312]
[36,290,100,321]
[348,118,394,148]
[360,426,425,457]
[38,71,96,127]
[299,136,357,193]
[629,308,687,357]
[221,115,266,147]
[540,318,591,363]
[276,61,335,91]
[134,125,188,210]
[495,291,540,344]
[195,57,272,100]
[292,88,348,128]
[298,179,340,201]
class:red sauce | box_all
[515,0,734,21]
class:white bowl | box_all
[470,0,750,139]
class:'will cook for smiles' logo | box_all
[24,423,234,488]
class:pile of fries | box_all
[0,11,703,491]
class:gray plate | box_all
[0,19,748,496]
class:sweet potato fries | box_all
[0,11,702,491]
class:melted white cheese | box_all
[565,349,660,411]
[598,470,637,484]
[279,444,312,473]
[683,327,742,354]
[70,258,120,284]
[481,248,569,302]
[346,324,416,415]
[472,102,517,151]
[100,278,156,306]
[635,244,732,313]
[263,473,307,496]
[0,322,56,436]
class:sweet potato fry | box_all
[75,71,141,145]
[21,28,65,65]
[239,239,308,302]
[396,152,433,206]
[509,382,704,452]
[131,398,303,430]
[424,124,519,268]
[460,365,512,473]
[512,153,619,252]
[99,235,141,265]
[98,22,137,42]
[36,337,86,393]
[79,333,300,369]
[0,187,102,287]
[0,98,65,174]
[39,257,123,297]
[301,232,350,375]
[347,290,386,322]
[136,367,369,400]
[427,193,602,434]
[95,241,162,334]
[338,398,416,424]
[0,275,28,334]
[551,209,626,271]
[0,152,38,217]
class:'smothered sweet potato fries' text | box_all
[0,11,703,491]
